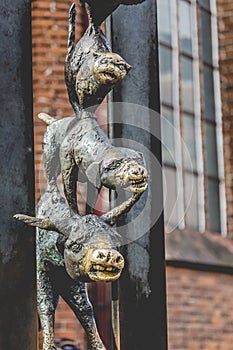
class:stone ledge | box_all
[165,227,233,268]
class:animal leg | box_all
[61,282,107,350]
[60,151,79,214]
[101,192,142,225]
[37,269,59,350]
[42,130,63,204]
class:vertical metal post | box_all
[0,1,37,349]
[107,1,168,349]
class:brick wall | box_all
[217,0,233,236]
[167,266,233,350]
[32,0,86,202]
[32,1,89,348]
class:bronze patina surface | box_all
[14,188,125,350]
[13,1,148,349]
[62,3,148,215]
[39,112,148,214]
[65,4,131,112]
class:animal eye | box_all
[71,243,82,253]
[110,161,122,169]
[101,58,109,64]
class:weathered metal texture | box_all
[65,4,131,114]
[14,188,127,350]
[108,0,168,349]
[38,113,148,216]
[0,1,37,349]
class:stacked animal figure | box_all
[14,2,148,350]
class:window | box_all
[157,0,226,235]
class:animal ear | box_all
[138,152,145,163]
[86,162,101,188]
[14,214,57,230]
[13,214,74,238]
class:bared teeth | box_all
[106,267,113,271]
[93,265,105,271]
[131,180,145,185]
[92,264,119,273]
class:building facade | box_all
[32,0,233,349]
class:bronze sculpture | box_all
[14,1,148,349]
[61,3,148,215]
[65,3,131,113]
[39,112,148,214]
[14,189,125,350]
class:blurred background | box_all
[32,0,233,349]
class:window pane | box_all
[205,122,218,177]
[161,107,175,165]
[203,65,215,121]
[184,173,199,230]
[200,10,212,64]
[159,46,173,105]
[181,56,194,113]
[157,0,172,44]
[163,167,178,227]
[199,0,210,10]
[183,114,197,171]
[179,0,192,55]
[207,178,221,233]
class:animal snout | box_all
[129,165,148,179]
[92,249,124,268]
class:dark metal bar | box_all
[0,1,37,349]
[108,1,168,349]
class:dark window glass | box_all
[207,178,221,233]
[199,0,210,10]
[159,46,173,105]
[203,65,215,121]
[200,10,212,64]
[184,173,199,230]
[157,0,172,44]
[183,114,197,171]
[205,122,218,177]
[161,107,175,165]
[179,0,192,55]
[181,56,194,113]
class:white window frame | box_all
[159,0,227,236]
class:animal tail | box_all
[38,112,57,125]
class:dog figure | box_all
[39,113,148,214]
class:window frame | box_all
[158,0,227,235]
